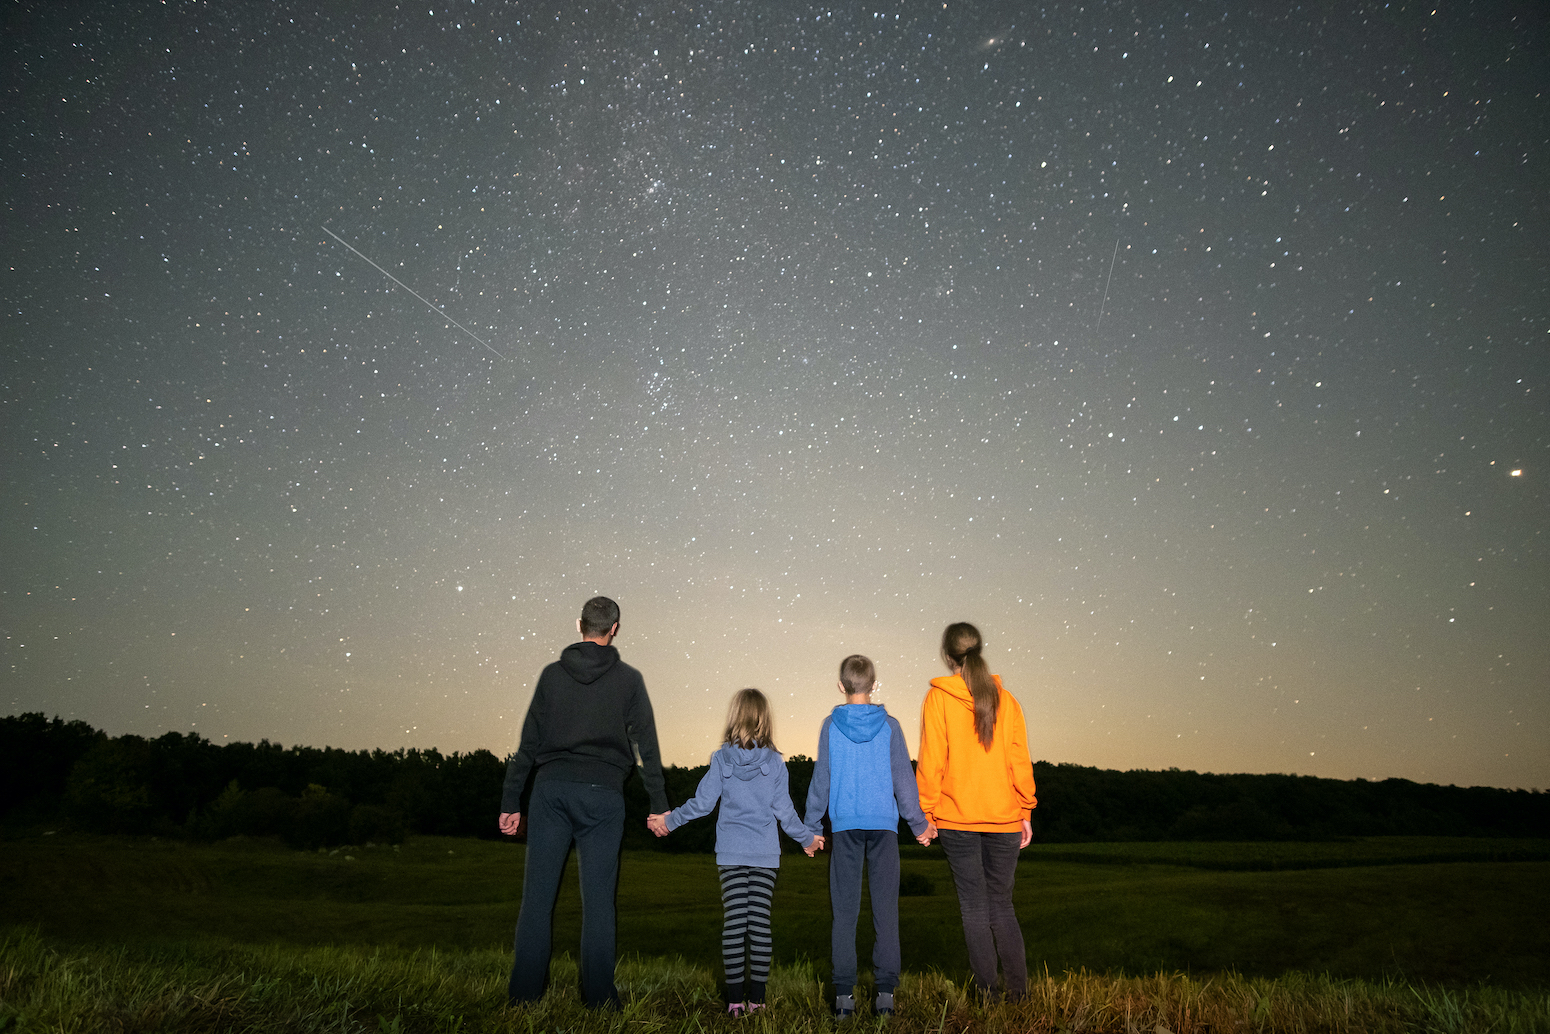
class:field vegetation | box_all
[5,930,1547,1034]
[2,832,1546,1032]
[6,714,1548,1029]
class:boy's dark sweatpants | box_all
[829,828,901,996]
[509,779,625,1009]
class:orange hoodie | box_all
[916,674,1037,832]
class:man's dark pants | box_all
[509,779,625,1008]
[829,828,902,996]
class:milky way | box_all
[4,0,1545,788]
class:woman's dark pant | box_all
[508,780,625,1009]
[937,829,1027,998]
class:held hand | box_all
[498,812,521,836]
[1019,818,1033,849]
[646,812,671,837]
[804,835,824,857]
[916,821,938,847]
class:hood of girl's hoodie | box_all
[929,675,978,713]
[724,744,781,780]
[830,703,889,743]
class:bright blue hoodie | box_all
[804,704,929,837]
[666,744,812,867]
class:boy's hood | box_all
[929,675,978,713]
[722,744,780,780]
[559,641,619,684]
[830,703,889,743]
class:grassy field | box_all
[1019,836,1550,870]
[4,929,1548,1034]
[3,834,1546,986]
[1,833,1547,1031]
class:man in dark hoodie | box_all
[498,596,669,1009]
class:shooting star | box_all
[1094,238,1120,339]
[321,225,507,360]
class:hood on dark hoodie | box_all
[559,641,620,685]
[830,703,889,743]
[723,744,780,781]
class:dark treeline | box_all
[4,714,1546,850]
[1024,762,1549,842]
[0,714,498,849]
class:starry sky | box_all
[4,0,1546,790]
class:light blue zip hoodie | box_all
[804,704,929,837]
[666,744,812,867]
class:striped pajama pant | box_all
[717,865,778,987]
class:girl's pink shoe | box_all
[727,1003,746,1018]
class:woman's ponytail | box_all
[942,622,998,749]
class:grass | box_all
[4,834,1545,988]
[2,929,1547,1033]
[1019,837,1550,870]
[1,834,1546,1030]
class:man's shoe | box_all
[875,991,895,1017]
[835,993,856,1017]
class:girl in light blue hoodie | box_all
[649,688,819,1016]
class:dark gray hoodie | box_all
[501,640,668,813]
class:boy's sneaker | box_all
[875,991,895,1017]
[834,993,856,1017]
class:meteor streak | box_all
[321,225,507,360]
[1095,238,1120,339]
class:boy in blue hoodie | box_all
[804,655,931,1018]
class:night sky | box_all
[5,1,1546,790]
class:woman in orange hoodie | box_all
[916,622,1037,1000]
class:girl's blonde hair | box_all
[724,688,776,750]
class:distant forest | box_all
[4,713,1546,851]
